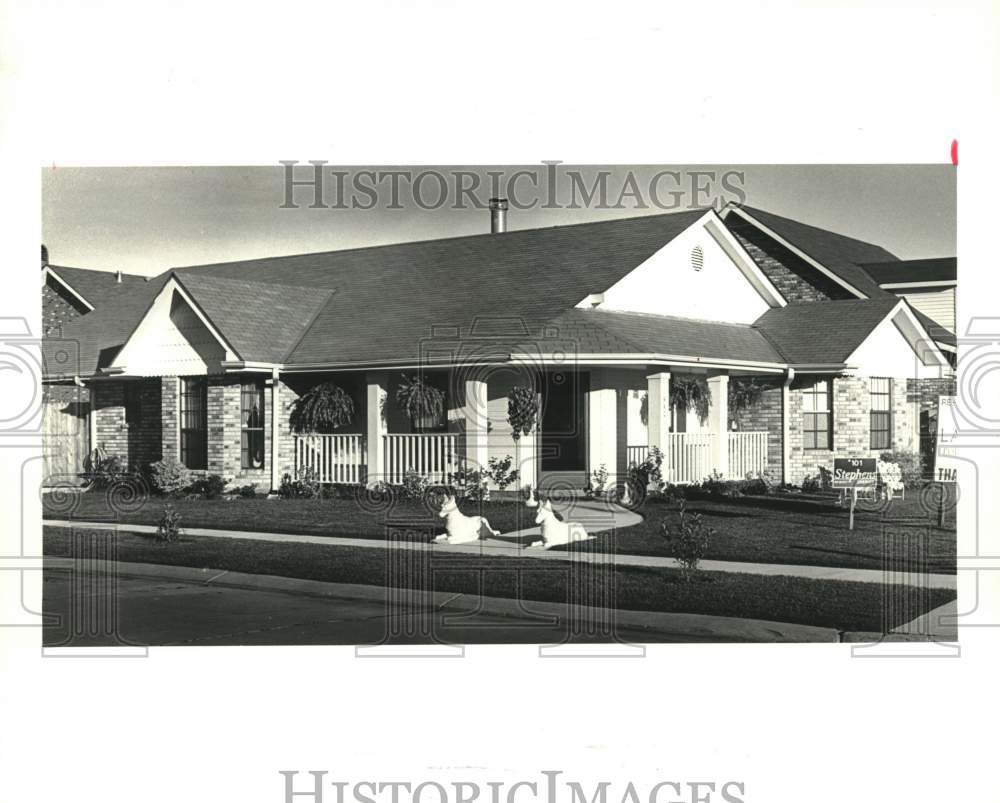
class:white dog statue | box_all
[435,494,500,544]
[529,499,590,549]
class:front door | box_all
[541,370,587,471]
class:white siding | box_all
[846,309,946,379]
[112,285,230,375]
[590,216,774,324]
[895,287,955,332]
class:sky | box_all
[41,164,957,276]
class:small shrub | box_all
[149,456,193,497]
[278,467,320,499]
[156,504,182,543]
[230,484,257,499]
[448,466,489,501]
[627,447,664,502]
[699,469,728,496]
[401,468,430,500]
[879,449,924,488]
[189,473,227,499]
[801,474,821,493]
[660,500,715,581]
[585,464,610,499]
[486,455,519,492]
[84,447,128,489]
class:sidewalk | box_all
[44,512,956,590]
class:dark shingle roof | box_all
[42,274,170,378]
[46,265,148,308]
[546,309,783,364]
[860,257,956,285]
[753,297,900,364]
[175,274,334,363]
[733,206,897,298]
[179,210,707,366]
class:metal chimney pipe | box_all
[115,270,123,283]
[489,197,508,234]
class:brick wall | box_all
[725,220,855,304]
[42,279,89,336]
[91,380,161,470]
[93,383,126,461]
[731,380,784,481]
[161,377,179,463]
[906,377,957,417]
[788,375,924,486]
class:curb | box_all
[43,557,840,643]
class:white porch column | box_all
[646,372,671,454]
[365,372,387,486]
[464,379,489,472]
[517,430,537,492]
[269,368,280,491]
[707,374,729,477]
[587,380,618,490]
[781,368,795,485]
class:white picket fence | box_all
[383,433,459,485]
[627,431,768,484]
[294,434,365,484]
[728,431,769,480]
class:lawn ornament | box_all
[528,499,590,549]
[435,494,500,544]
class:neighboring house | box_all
[41,247,150,481]
[859,257,957,334]
[41,203,958,491]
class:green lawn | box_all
[43,526,954,633]
[45,487,957,574]
[569,492,957,574]
[44,491,537,541]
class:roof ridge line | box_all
[168,208,710,272]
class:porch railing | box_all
[383,433,459,485]
[728,431,768,480]
[626,445,649,467]
[294,434,366,485]
[662,433,715,484]
[627,431,768,484]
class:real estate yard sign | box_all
[933,396,959,526]
[833,457,877,530]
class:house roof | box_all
[181,210,708,367]
[729,206,897,298]
[752,296,901,364]
[46,265,148,308]
[43,205,954,378]
[725,206,957,350]
[173,273,334,363]
[43,274,170,378]
[543,309,784,364]
[859,257,956,285]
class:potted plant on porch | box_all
[396,373,445,432]
[289,381,355,433]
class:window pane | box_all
[241,382,266,469]
[180,378,207,470]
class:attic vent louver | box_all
[691,245,704,272]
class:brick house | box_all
[41,203,957,491]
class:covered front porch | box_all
[291,365,777,492]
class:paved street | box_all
[41,565,699,647]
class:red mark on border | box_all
[951,140,958,166]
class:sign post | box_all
[833,457,877,531]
